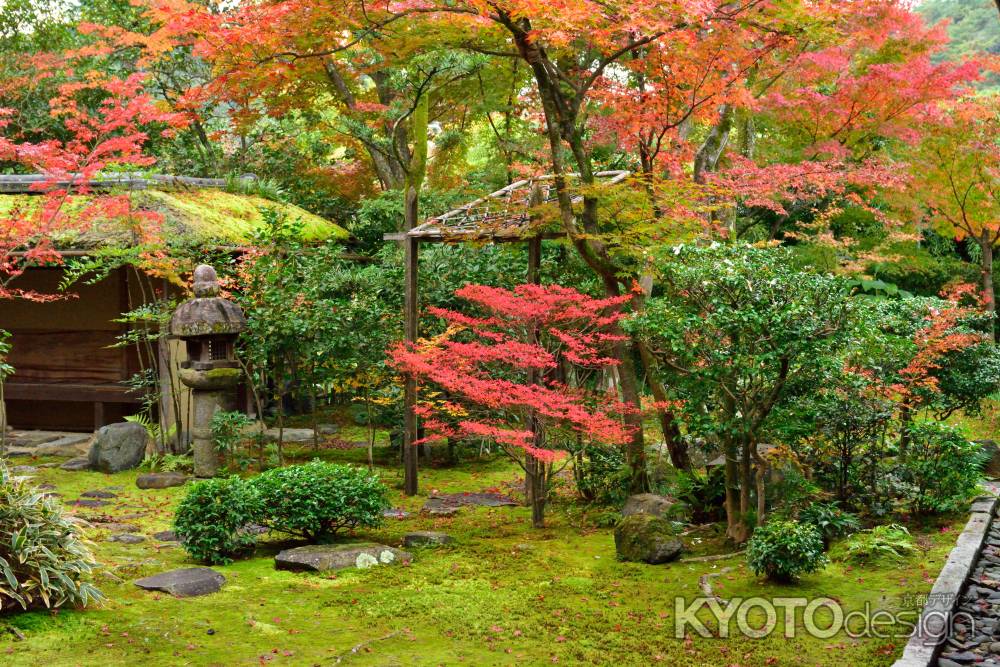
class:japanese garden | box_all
[0,0,998,665]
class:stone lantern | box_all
[170,265,246,477]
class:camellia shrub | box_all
[252,461,389,541]
[174,476,262,565]
[896,422,985,515]
[0,463,104,611]
[746,520,828,583]
[797,501,861,549]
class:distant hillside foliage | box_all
[918,0,1000,60]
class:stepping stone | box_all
[107,534,145,544]
[10,465,37,475]
[262,427,316,444]
[37,483,56,490]
[5,447,33,458]
[422,506,460,517]
[153,530,178,542]
[422,492,517,513]
[317,423,340,435]
[60,457,91,472]
[274,543,412,573]
[136,472,190,489]
[7,431,63,448]
[81,490,118,499]
[95,523,140,533]
[403,531,453,547]
[383,508,410,520]
[135,568,225,597]
[72,499,109,508]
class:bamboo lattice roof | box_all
[385,170,630,243]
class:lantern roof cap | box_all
[170,264,246,338]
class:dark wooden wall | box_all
[1,267,142,431]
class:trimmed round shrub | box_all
[0,463,103,612]
[252,461,389,541]
[174,476,261,565]
[746,520,828,583]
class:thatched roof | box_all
[0,185,348,250]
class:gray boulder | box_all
[136,472,190,489]
[614,514,684,564]
[88,422,148,474]
[107,534,145,544]
[403,531,454,547]
[621,493,686,520]
[134,567,225,597]
[275,543,412,572]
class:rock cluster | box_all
[940,518,1000,666]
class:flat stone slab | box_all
[36,434,93,457]
[262,428,316,444]
[403,531,454,547]
[107,534,145,544]
[275,543,412,573]
[6,430,70,448]
[10,465,37,475]
[134,568,225,597]
[136,472,190,489]
[81,490,118,499]
[60,456,91,471]
[152,530,178,542]
[383,508,411,520]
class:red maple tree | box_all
[0,70,186,300]
[389,284,633,527]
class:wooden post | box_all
[403,185,420,496]
[524,183,544,521]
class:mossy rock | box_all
[614,514,683,564]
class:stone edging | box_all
[893,493,1000,667]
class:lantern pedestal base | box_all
[179,369,242,478]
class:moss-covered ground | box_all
[0,436,971,667]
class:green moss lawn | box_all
[0,436,970,667]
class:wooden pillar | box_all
[527,237,541,285]
[403,184,420,496]
[524,181,545,521]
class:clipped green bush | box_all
[252,461,389,541]
[0,463,103,612]
[174,476,262,565]
[833,524,916,564]
[746,520,828,583]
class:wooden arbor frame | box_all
[384,170,629,495]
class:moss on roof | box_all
[0,188,348,249]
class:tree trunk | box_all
[508,16,647,491]
[723,438,748,543]
[636,339,690,471]
[981,234,995,342]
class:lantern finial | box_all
[192,264,220,298]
